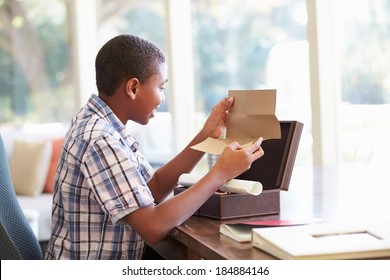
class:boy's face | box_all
[131,62,168,125]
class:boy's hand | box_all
[201,96,235,139]
[211,137,264,183]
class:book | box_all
[220,224,254,242]
[220,218,320,243]
[252,221,390,259]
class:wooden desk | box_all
[151,164,390,259]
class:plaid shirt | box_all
[45,94,155,260]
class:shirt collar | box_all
[87,94,140,152]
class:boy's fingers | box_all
[254,137,263,146]
[248,137,263,154]
[219,96,234,110]
[228,141,241,150]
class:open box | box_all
[175,120,303,219]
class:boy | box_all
[45,34,264,259]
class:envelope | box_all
[191,89,281,155]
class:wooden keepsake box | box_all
[175,120,303,219]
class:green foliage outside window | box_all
[0,0,74,124]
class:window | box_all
[96,0,172,165]
[191,0,311,164]
[2,0,389,166]
[0,0,75,124]
[335,0,390,163]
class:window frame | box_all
[72,0,384,166]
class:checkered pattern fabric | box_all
[45,95,155,260]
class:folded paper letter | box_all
[191,89,281,155]
[178,173,263,196]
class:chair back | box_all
[0,134,42,260]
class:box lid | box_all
[235,120,303,191]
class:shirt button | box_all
[131,141,139,152]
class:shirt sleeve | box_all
[81,135,155,224]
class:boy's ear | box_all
[125,78,139,100]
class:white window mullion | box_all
[165,0,196,152]
[307,0,340,165]
[69,0,98,107]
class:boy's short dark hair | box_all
[95,34,166,96]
